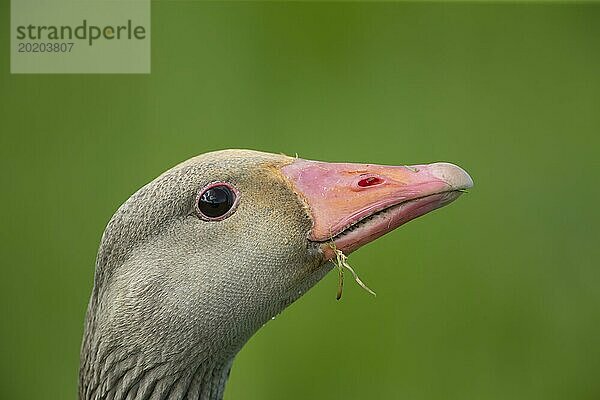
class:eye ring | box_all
[195,182,240,221]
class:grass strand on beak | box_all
[329,242,376,300]
[336,262,344,300]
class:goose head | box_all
[79,149,473,400]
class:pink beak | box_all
[281,158,473,258]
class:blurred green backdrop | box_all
[1,2,599,399]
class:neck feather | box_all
[80,343,233,400]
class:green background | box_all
[1,2,599,399]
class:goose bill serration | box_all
[79,149,473,400]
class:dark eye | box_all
[195,182,239,221]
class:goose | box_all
[79,149,473,400]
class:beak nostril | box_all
[358,176,384,187]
